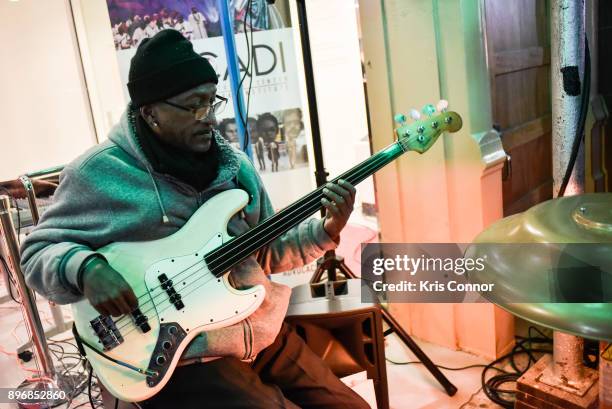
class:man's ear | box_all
[139,105,161,135]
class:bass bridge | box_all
[90,308,151,351]
[90,315,124,351]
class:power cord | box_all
[385,356,508,373]
[557,37,591,197]
[47,339,89,408]
[481,328,552,408]
[48,336,142,408]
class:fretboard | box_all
[204,141,406,276]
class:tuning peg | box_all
[410,109,421,120]
[436,99,449,112]
[422,104,436,117]
[394,113,407,125]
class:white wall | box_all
[0,0,97,181]
[70,0,125,141]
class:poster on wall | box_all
[105,0,312,185]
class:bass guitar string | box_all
[205,144,399,268]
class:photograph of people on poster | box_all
[216,108,309,174]
[217,117,240,150]
[107,0,287,50]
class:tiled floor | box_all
[0,297,504,409]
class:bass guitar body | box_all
[71,189,265,402]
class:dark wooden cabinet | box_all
[484,0,554,215]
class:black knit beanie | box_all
[128,29,218,107]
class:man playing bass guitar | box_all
[20,30,368,409]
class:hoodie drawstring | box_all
[146,165,170,224]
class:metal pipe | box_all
[551,0,586,196]
[0,195,55,377]
[552,331,584,379]
[16,170,73,354]
[295,0,337,281]
[550,0,589,395]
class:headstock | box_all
[393,100,463,154]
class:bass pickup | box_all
[158,273,185,310]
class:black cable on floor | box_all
[481,333,552,408]
[384,358,506,373]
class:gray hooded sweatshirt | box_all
[20,107,337,305]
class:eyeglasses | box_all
[163,95,228,121]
